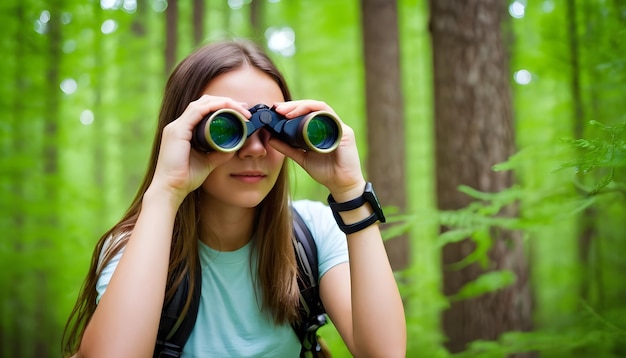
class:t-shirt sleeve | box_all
[292,200,348,281]
[95,235,126,304]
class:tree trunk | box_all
[250,0,263,39]
[165,0,178,74]
[5,3,27,357]
[360,0,407,270]
[567,0,599,306]
[193,0,205,46]
[39,1,63,355]
[429,0,534,354]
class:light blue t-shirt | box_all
[96,200,348,357]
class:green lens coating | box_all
[210,115,244,148]
[307,116,338,149]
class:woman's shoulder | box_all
[97,230,130,269]
[291,200,348,277]
[290,199,344,242]
[291,199,333,225]
[291,199,329,214]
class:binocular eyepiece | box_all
[191,104,342,154]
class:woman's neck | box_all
[198,200,257,252]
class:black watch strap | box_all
[327,182,385,235]
[327,193,365,212]
[330,210,380,235]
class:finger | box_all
[274,100,334,119]
[179,96,251,128]
[268,138,307,167]
[195,95,250,113]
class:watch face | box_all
[364,182,386,222]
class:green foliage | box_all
[450,300,626,358]
[2,0,626,357]
[449,270,517,302]
[560,121,626,195]
[431,117,626,356]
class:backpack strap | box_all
[292,208,328,357]
[154,261,202,358]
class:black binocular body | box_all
[191,104,342,154]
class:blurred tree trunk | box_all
[165,0,178,74]
[193,0,205,46]
[38,1,64,356]
[567,0,598,306]
[92,0,107,223]
[250,0,263,39]
[3,3,27,358]
[360,0,407,270]
[429,0,534,354]
[122,0,153,197]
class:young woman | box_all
[63,39,405,357]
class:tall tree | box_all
[193,0,205,46]
[165,0,178,74]
[360,0,407,269]
[3,2,28,357]
[577,0,626,315]
[566,0,597,304]
[39,1,63,356]
[428,0,533,353]
[250,0,263,40]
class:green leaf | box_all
[437,228,476,247]
[450,270,516,302]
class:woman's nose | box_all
[238,131,267,158]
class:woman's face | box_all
[199,66,286,209]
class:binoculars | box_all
[192,104,342,154]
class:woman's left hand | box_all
[269,100,366,198]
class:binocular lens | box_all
[209,114,245,149]
[306,115,341,150]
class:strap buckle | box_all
[155,340,183,357]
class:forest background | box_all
[1,0,625,357]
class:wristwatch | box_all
[327,182,386,235]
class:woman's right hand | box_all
[149,95,251,205]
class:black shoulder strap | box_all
[154,208,326,357]
[292,208,327,358]
[154,261,202,358]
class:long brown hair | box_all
[62,40,299,356]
